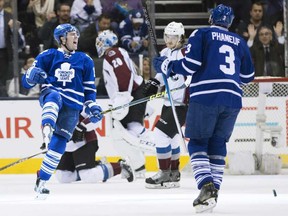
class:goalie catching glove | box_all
[143,78,160,97]
[111,91,134,120]
[84,101,103,123]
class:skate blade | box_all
[194,198,216,213]
[145,182,172,189]
[169,182,180,188]
[35,193,49,200]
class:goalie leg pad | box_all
[78,163,114,183]
[111,91,134,120]
[113,120,156,152]
[55,170,78,183]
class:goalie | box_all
[95,30,150,177]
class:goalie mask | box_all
[164,22,185,49]
[208,4,234,28]
[95,30,118,57]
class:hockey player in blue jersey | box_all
[153,4,254,213]
[22,23,103,199]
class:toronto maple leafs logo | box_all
[55,62,75,86]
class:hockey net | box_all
[227,77,288,171]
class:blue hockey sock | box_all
[42,102,60,128]
[39,134,67,181]
[209,156,225,190]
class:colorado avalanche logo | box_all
[55,62,75,86]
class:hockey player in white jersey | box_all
[22,24,103,199]
[95,30,149,177]
[143,22,190,189]
[153,5,254,213]
[55,112,135,183]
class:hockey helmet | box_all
[209,4,234,28]
[95,30,118,57]
[54,24,80,46]
[164,22,185,48]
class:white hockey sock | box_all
[42,102,59,127]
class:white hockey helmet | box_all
[164,22,185,48]
[95,30,118,57]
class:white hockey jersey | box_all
[155,47,188,106]
[102,47,143,100]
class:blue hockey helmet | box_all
[53,24,80,45]
[209,4,234,28]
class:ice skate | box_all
[145,170,171,189]
[42,124,53,146]
[193,182,218,213]
[119,159,135,182]
[34,171,50,200]
[170,170,181,188]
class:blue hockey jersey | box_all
[22,48,97,110]
[171,26,255,108]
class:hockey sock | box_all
[39,134,66,181]
[209,155,225,190]
[190,153,213,190]
[152,128,172,170]
[98,163,114,182]
[111,162,121,175]
[41,101,60,128]
[208,136,227,190]
[171,146,180,170]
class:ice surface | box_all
[0,173,287,216]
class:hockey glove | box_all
[71,123,86,143]
[143,78,160,97]
[26,67,47,85]
[153,56,172,77]
[84,101,103,123]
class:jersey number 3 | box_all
[219,45,235,75]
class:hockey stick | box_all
[100,81,189,115]
[141,0,188,152]
[0,151,47,172]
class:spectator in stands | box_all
[27,0,56,28]
[203,0,252,32]
[236,1,266,41]
[54,0,74,7]
[0,0,24,97]
[247,20,284,48]
[264,0,283,27]
[109,0,130,31]
[78,13,112,57]
[18,0,40,56]
[118,9,149,56]
[8,56,40,97]
[142,57,151,82]
[70,0,102,32]
[250,25,285,77]
[38,3,71,50]
[101,0,142,14]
